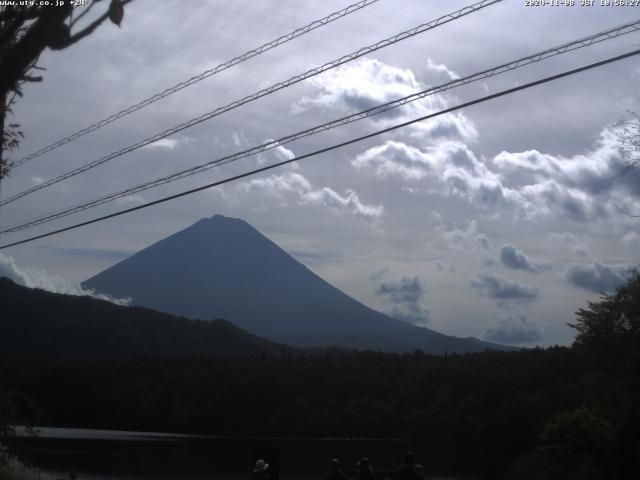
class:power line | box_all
[10,0,382,169]
[2,18,639,235]
[1,46,638,250]
[0,0,501,208]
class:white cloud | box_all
[241,172,383,221]
[423,58,459,82]
[232,131,249,148]
[302,59,637,226]
[256,139,297,168]
[353,122,640,224]
[116,194,146,205]
[0,253,131,305]
[429,210,442,222]
[142,137,191,150]
[293,58,423,115]
[293,58,477,143]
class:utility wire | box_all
[11,0,382,168]
[1,46,639,250]
[2,18,639,235]
[0,0,501,208]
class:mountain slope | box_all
[0,277,291,361]
[83,215,511,353]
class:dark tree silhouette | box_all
[0,0,132,178]
[613,110,640,218]
[570,270,640,367]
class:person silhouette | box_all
[355,457,377,480]
[394,451,415,480]
[325,458,350,480]
[251,459,271,480]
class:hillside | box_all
[0,277,291,362]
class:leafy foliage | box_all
[0,442,40,480]
[571,271,640,365]
[538,407,614,479]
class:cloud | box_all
[293,58,640,224]
[430,210,442,222]
[242,172,383,221]
[487,129,640,222]
[293,58,423,115]
[370,267,390,282]
[143,138,180,150]
[483,314,542,345]
[435,260,456,272]
[116,194,146,205]
[622,231,640,251]
[564,261,636,293]
[232,131,250,148]
[353,141,435,180]
[256,139,297,167]
[423,58,459,83]
[375,275,430,326]
[330,62,639,224]
[470,272,540,306]
[499,244,551,273]
[293,58,477,142]
[0,253,131,306]
[353,139,513,209]
[437,220,492,252]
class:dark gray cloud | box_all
[436,260,456,272]
[370,267,390,282]
[483,314,542,345]
[499,244,551,273]
[375,276,430,326]
[565,261,636,293]
[470,272,540,306]
[477,233,491,251]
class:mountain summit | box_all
[83,215,508,353]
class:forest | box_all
[1,273,639,479]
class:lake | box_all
[8,427,464,480]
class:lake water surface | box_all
[10,427,463,480]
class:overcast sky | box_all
[1,0,639,346]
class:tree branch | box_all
[61,0,133,48]
[69,0,99,28]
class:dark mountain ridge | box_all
[0,277,291,362]
[83,215,511,354]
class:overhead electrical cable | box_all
[0,0,501,208]
[1,46,639,250]
[11,0,382,168]
[2,18,639,235]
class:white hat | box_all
[254,459,269,472]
